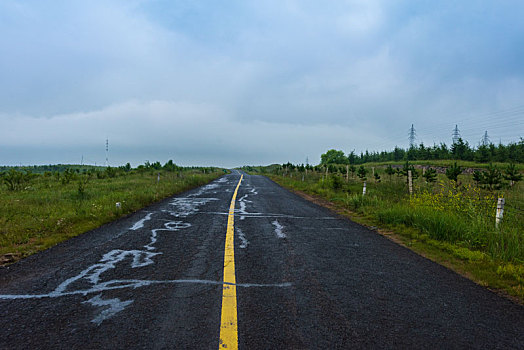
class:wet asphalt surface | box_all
[1,171,523,349]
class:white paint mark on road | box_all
[237,228,249,249]
[272,220,286,239]
[169,197,217,217]
[0,279,293,300]
[237,189,256,220]
[54,250,161,294]
[144,221,192,251]
[130,212,153,231]
[239,201,247,220]
[83,295,133,325]
[198,212,336,220]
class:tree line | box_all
[321,138,524,165]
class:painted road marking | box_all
[272,220,286,239]
[219,174,243,349]
[0,279,291,300]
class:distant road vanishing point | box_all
[1,170,523,349]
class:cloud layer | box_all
[1,0,523,166]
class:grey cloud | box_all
[1,0,523,166]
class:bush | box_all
[105,166,117,178]
[357,165,368,181]
[445,162,462,182]
[61,168,76,184]
[2,169,31,191]
[329,174,344,190]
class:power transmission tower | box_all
[481,131,490,146]
[452,125,461,144]
[408,124,416,148]
[105,138,109,167]
[306,157,309,166]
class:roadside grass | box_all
[265,167,524,302]
[0,168,224,263]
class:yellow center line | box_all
[219,174,243,349]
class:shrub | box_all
[357,165,368,181]
[105,166,117,178]
[504,163,523,187]
[445,162,462,182]
[479,163,503,191]
[2,169,30,191]
[329,174,344,190]
[422,167,437,183]
[61,168,76,184]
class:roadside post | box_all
[362,181,367,196]
[496,198,505,228]
[408,170,413,195]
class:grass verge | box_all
[0,168,224,264]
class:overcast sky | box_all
[1,0,524,167]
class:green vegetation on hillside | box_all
[0,162,224,263]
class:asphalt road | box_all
[1,171,523,349]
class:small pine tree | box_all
[330,174,344,190]
[503,163,523,187]
[357,165,368,181]
[472,170,483,186]
[480,163,503,191]
[445,162,462,182]
[385,165,395,180]
[349,165,356,178]
[374,172,381,183]
[422,167,437,183]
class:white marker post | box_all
[346,165,349,182]
[408,170,413,195]
[362,181,367,196]
[496,198,505,228]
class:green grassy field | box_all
[0,167,224,263]
[251,162,524,301]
